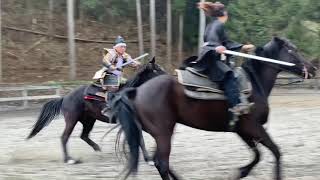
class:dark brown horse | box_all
[111,37,317,180]
[27,58,165,164]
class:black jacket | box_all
[191,18,243,81]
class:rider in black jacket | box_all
[191,2,255,130]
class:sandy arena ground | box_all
[0,89,320,180]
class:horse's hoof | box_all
[66,159,82,165]
[147,160,155,166]
[94,146,102,152]
[228,169,241,180]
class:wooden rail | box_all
[0,86,61,110]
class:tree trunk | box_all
[178,14,184,63]
[74,0,80,20]
[198,0,206,55]
[0,0,2,82]
[166,0,172,69]
[150,0,156,58]
[25,0,36,30]
[136,0,144,56]
[67,0,76,80]
[48,0,54,38]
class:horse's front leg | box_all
[61,114,81,164]
[80,118,101,151]
[237,133,261,178]
[258,126,282,180]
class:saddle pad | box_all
[175,68,223,93]
[184,89,226,100]
[175,67,252,100]
[175,67,252,94]
[84,84,104,97]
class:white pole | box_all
[67,0,76,80]
[198,0,206,55]
[136,0,144,55]
[150,0,156,57]
[223,50,295,66]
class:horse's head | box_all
[124,57,166,88]
[263,37,317,79]
[139,57,166,83]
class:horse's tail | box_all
[27,98,63,139]
[111,88,141,178]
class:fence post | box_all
[55,87,61,97]
[150,0,156,58]
[22,89,28,108]
[0,0,2,82]
[198,0,206,55]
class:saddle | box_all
[175,67,252,100]
[83,84,106,101]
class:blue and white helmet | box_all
[114,36,126,48]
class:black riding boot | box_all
[101,92,115,117]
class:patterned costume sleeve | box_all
[102,53,112,68]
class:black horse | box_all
[112,37,317,180]
[27,58,165,164]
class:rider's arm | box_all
[102,53,116,70]
[219,24,243,51]
[218,24,254,53]
[124,53,141,68]
[205,22,227,54]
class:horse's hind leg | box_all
[61,113,79,164]
[140,132,153,164]
[80,117,101,151]
[237,133,261,178]
[153,135,180,180]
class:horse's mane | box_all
[179,56,198,70]
[241,47,267,98]
[121,64,150,88]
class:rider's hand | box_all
[215,46,227,54]
[109,65,117,71]
[116,67,123,71]
[242,44,255,52]
[132,61,141,68]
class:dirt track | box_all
[1,90,320,180]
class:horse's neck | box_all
[257,66,279,97]
[124,71,150,88]
[244,60,280,98]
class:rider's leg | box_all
[99,78,107,90]
[101,86,118,117]
[223,72,241,109]
[222,72,248,130]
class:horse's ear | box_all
[149,57,155,64]
[255,47,264,55]
[273,36,284,46]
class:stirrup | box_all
[101,106,111,117]
[229,102,254,115]
[228,113,239,131]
